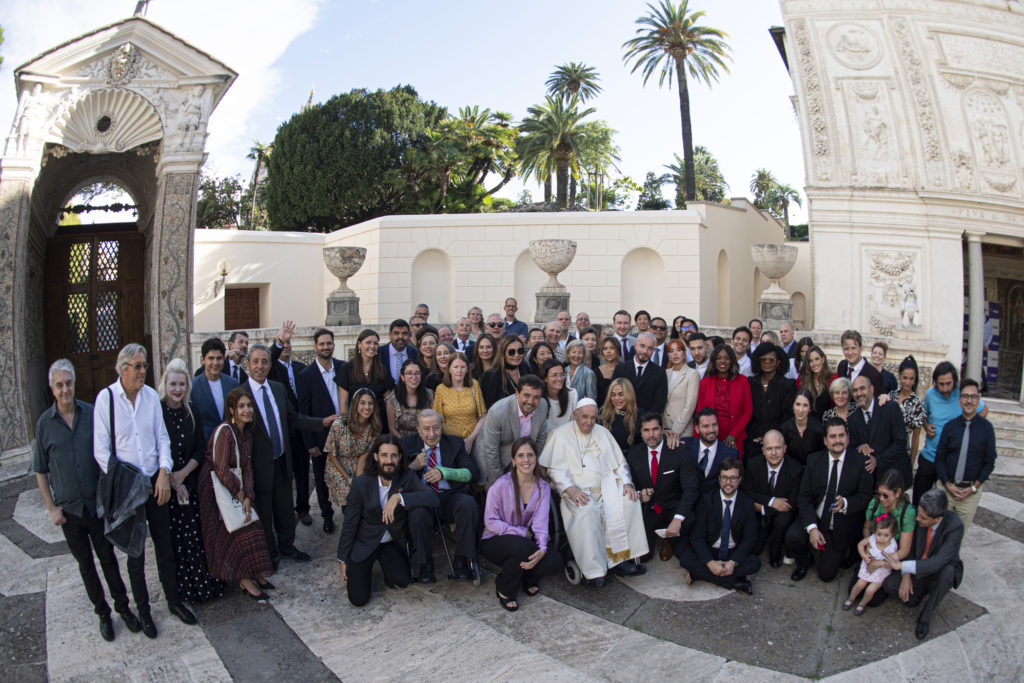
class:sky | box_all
[0,0,808,222]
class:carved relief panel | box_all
[863,247,923,338]
[963,88,1020,196]
[838,79,908,187]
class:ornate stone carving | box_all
[752,244,798,327]
[4,83,47,157]
[940,72,975,91]
[48,88,163,154]
[791,18,833,181]
[841,79,903,185]
[110,43,139,84]
[891,18,944,187]
[935,32,1024,82]
[954,150,976,190]
[865,248,922,336]
[156,173,198,371]
[175,85,208,151]
[0,181,28,451]
[529,239,577,292]
[964,88,1018,194]
[827,23,882,70]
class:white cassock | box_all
[540,421,649,579]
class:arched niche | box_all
[792,291,807,329]
[622,248,665,315]
[411,249,454,323]
[717,249,730,325]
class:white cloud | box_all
[0,0,324,178]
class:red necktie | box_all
[427,447,439,492]
[650,450,661,514]
[921,526,933,559]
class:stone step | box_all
[995,437,1024,460]
[994,425,1024,441]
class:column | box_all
[965,232,984,385]
[0,176,33,452]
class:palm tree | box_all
[750,169,803,238]
[247,140,272,228]
[546,62,603,102]
[662,145,729,206]
[518,95,595,208]
[622,0,731,202]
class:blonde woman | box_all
[599,378,639,455]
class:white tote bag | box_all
[210,424,259,533]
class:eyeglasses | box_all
[719,475,741,482]
[650,325,667,331]
[681,325,696,331]
[960,394,980,402]
[506,348,526,356]
[403,370,422,377]
[127,362,149,371]
[487,322,504,328]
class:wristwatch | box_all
[159,467,171,476]
[971,484,978,494]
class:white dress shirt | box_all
[763,461,782,514]
[694,360,709,379]
[737,354,753,378]
[698,440,718,478]
[248,377,284,454]
[316,359,341,414]
[209,377,225,421]
[651,343,666,366]
[634,360,649,377]
[809,452,848,531]
[378,476,394,543]
[94,381,172,476]
[847,358,867,382]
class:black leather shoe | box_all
[168,601,197,625]
[281,548,311,563]
[611,561,644,577]
[323,518,335,534]
[915,621,930,641]
[791,565,809,582]
[733,579,753,595]
[769,552,782,568]
[117,608,141,633]
[139,611,158,639]
[450,557,473,582]
[99,615,115,642]
[257,579,275,590]
[412,563,436,584]
[298,513,313,526]
[590,576,609,588]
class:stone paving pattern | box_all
[1,471,1023,682]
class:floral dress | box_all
[385,388,434,439]
[888,390,926,455]
[322,419,378,507]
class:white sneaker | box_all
[782,555,795,565]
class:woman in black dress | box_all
[336,329,394,424]
[746,344,796,459]
[158,359,224,603]
[481,335,526,408]
[780,389,824,467]
[598,377,639,455]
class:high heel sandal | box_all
[257,579,275,590]
[496,587,518,612]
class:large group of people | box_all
[33,300,995,643]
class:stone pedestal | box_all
[323,246,366,327]
[529,239,577,323]
[758,298,794,330]
[536,292,570,323]
[326,293,360,326]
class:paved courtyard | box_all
[1,469,1023,682]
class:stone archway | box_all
[0,16,235,455]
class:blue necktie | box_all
[262,385,283,459]
[718,499,732,561]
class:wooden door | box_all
[224,287,260,329]
[44,229,145,401]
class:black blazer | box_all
[225,359,249,384]
[612,360,668,415]
[452,339,475,360]
[847,399,909,486]
[268,343,306,410]
[247,379,322,493]
[400,434,479,496]
[797,449,874,531]
[336,470,439,564]
[380,343,418,385]
[625,441,700,520]
[297,359,347,451]
[683,437,738,494]
[688,490,758,566]
[161,400,206,492]
[742,455,803,514]
[835,360,884,398]
[746,374,796,440]
[909,510,964,587]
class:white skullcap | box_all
[575,397,598,411]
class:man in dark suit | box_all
[780,323,797,358]
[225,331,249,383]
[848,375,909,486]
[686,333,710,379]
[380,319,418,385]
[743,429,802,567]
[613,332,668,415]
[453,318,475,358]
[881,488,965,640]
[268,322,314,526]
[648,317,671,368]
[293,327,344,533]
[336,434,439,607]
[401,410,481,583]
[835,329,884,397]
[191,337,238,440]
[683,408,739,494]
[786,417,874,583]
[626,413,701,562]
[245,345,325,566]
[677,457,761,593]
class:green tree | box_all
[196,174,244,229]
[662,145,729,207]
[246,140,272,228]
[636,171,671,210]
[750,168,803,238]
[623,0,731,203]
[575,120,621,210]
[518,95,595,209]
[546,62,602,102]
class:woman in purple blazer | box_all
[480,437,562,611]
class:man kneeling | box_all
[337,435,438,606]
[540,398,649,587]
[677,458,761,593]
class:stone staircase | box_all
[984,399,1024,478]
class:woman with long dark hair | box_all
[780,389,824,467]
[470,333,498,381]
[797,345,836,418]
[540,359,576,433]
[888,355,926,470]
[481,334,526,408]
[336,329,394,422]
[433,352,487,454]
[322,388,383,509]
[596,336,622,406]
[385,359,433,439]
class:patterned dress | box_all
[197,423,274,581]
[163,403,224,602]
[323,420,378,507]
[888,390,926,456]
[385,387,434,439]
[433,381,486,439]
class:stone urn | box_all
[750,243,798,327]
[529,239,577,292]
[323,246,366,295]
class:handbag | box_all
[210,423,259,533]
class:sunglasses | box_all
[650,325,667,331]
[487,322,504,328]
[506,348,526,356]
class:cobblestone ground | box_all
[2,471,1022,682]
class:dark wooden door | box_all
[224,288,260,329]
[44,230,145,401]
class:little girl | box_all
[843,514,899,615]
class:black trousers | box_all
[346,541,410,607]
[882,564,957,625]
[754,509,796,558]
[291,432,311,515]
[677,545,761,589]
[641,504,693,557]
[407,491,478,568]
[480,535,562,599]
[913,458,937,506]
[126,488,179,612]
[256,455,298,559]
[784,516,859,583]
[62,509,129,616]
[311,449,333,520]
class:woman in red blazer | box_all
[696,345,753,459]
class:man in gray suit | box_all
[475,374,549,486]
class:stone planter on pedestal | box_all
[750,244,798,330]
[529,239,577,323]
[323,246,366,326]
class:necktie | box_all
[262,385,283,459]
[768,469,777,495]
[653,348,660,366]
[823,458,840,530]
[287,365,296,394]
[427,447,439,492]
[699,448,710,477]
[232,363,239,380]
[719,499,732,561]
[954,420,971,483]
[650,450,661,514]
[921,526,934,559]
[637,363,644,379]
[393,350,402,379]
[864,409,872,425]
[847,365,853,379]
[621,337,629,359]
